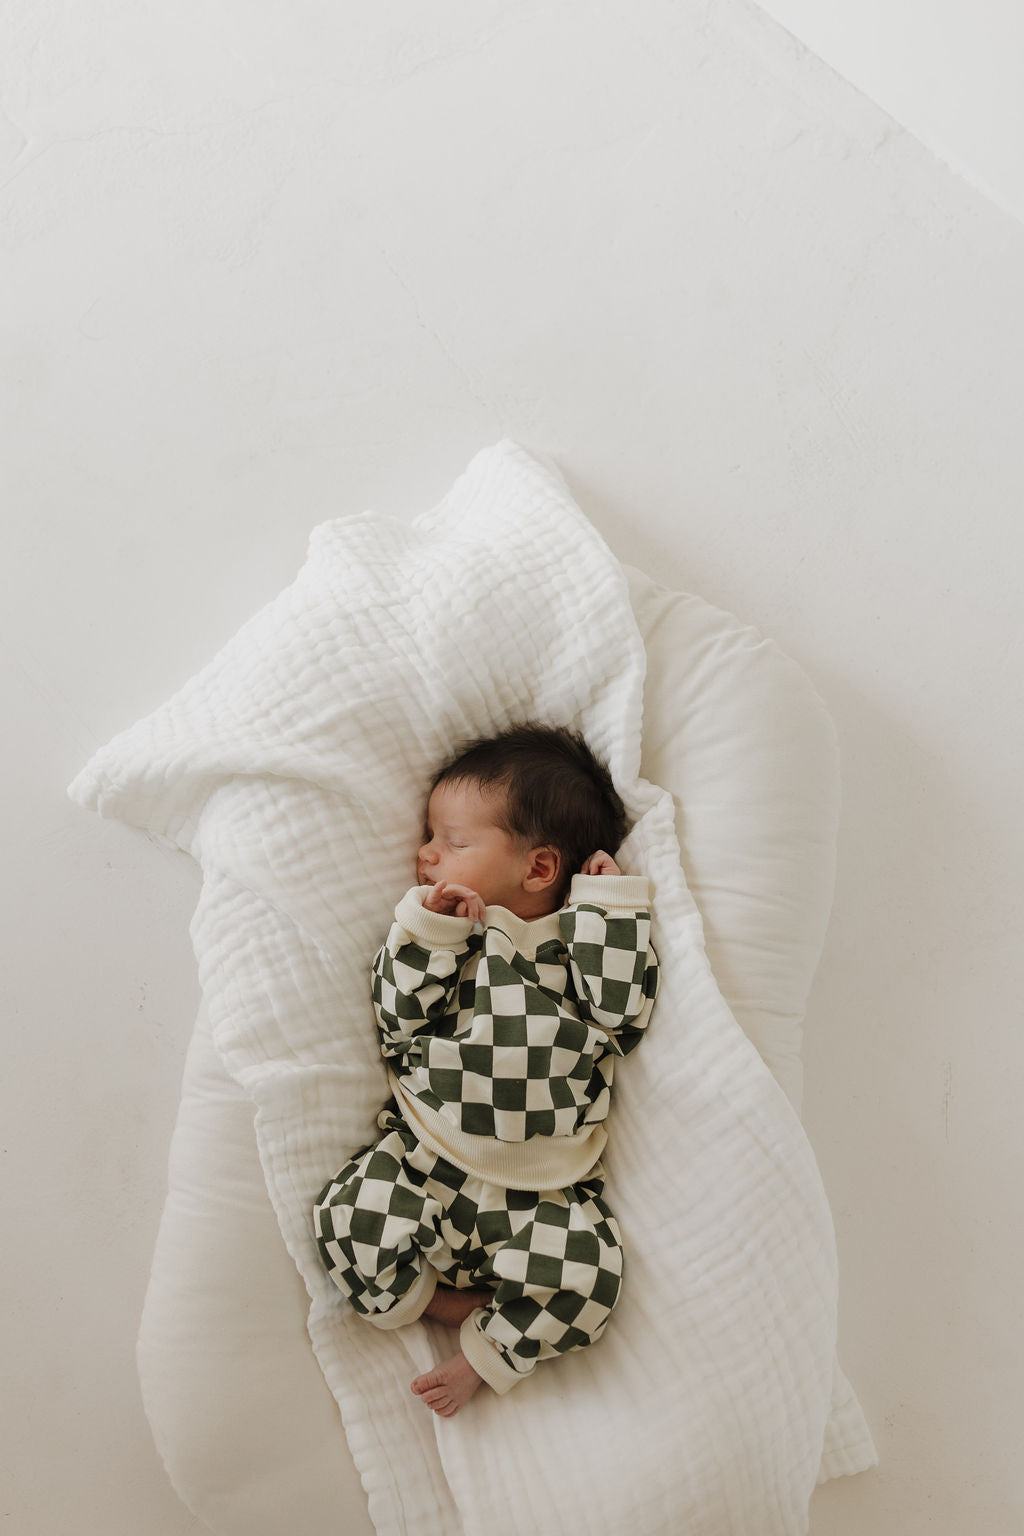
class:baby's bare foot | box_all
[423,1285,494,1328]
[411,1350,484,1416]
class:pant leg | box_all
[458,1167,625,1394]
[313,1114,446,1329]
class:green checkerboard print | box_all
[371,906,658,1141]
[313,1108,624,1380]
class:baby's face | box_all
[417,779,532,912]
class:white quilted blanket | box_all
[70,441,863,1535]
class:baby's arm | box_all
[372,888,478,1058]
[558,855,660,1054]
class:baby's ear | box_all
[524,845,560,891]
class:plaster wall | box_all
[753,0,1024,225]
[2,3,1021,1532]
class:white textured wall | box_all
[752,0,1024,225]
[3,3,1021,1533]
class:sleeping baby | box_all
[313,722,659,1416]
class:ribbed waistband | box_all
[387,1069,607,1192]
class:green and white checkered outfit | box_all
[313,872,659,1393]
[314,1106,626,1392]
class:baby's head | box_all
[418,722,627,920]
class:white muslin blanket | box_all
[70,440,868,1535]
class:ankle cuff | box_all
[365,1264,437,1330]
[459,1308,530,1394]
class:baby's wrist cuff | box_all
[395,887,476,946]
[569,873,651,910]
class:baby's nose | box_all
[419,842,437,863]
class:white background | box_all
[755,0,1024,224]
[3,2,1021,1532]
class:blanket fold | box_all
[69,439,875,1535]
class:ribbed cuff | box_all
[365,1263,438,1330]
[394,886,476,946]
[459,1309,529,1394]
[569,873,651,909]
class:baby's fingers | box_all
[582,850,620,877]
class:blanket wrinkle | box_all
[69,438,875,1535]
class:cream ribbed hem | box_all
[365,1263,437,1330]
[459,1309,527,1395]
[389,1071,607,1191]
[568,872,652,909]
[395,887,476,947]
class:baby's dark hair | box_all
[429,722,627,903]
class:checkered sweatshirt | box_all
[371,874,659,1190]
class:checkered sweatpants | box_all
[313,1104,624,1390]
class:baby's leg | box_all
[313,1123,445,1328]
[462,1175,624,1393]
[411,1172,624,1412]
[423,1283,495,1328]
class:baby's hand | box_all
[423,881,486,923]
[580,850,621,877]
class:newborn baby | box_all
[314,722,659,1415]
